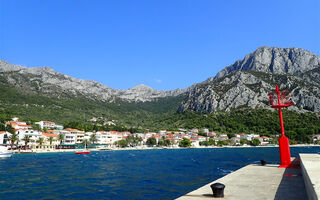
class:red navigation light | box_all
[268,86,294,108]
[269,85,294,168]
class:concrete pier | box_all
[300,154,320,200]
[176,158,307,200]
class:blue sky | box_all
[1,0,319,90]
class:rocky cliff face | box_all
[178,47,320,113]
[0,60,186,102]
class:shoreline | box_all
[12,144,320,154]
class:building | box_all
[35,133,60,150]
[96,131,123,146]
[207,132,217,137]
[16,129,42,148]
[6,121,32,130]
[219,134,228,141]
[0,131,10,145]
[231,137,240,145]
[35,121,64,130]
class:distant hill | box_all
[0,59,189,124]
[0,60,187,103]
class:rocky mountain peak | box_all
[215,47,320,79]
[130,84,155,91]
[179,47,320,113]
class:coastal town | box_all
[1,117,320,153]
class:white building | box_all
[0,131,10,145]
[96,131,123,146]
[35,121,64,130]
[16,129,42,147]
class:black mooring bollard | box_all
[260,160,266,166]
[210,183,225,198]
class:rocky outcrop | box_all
[179,47,320,113]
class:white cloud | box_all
[154,79,162,83]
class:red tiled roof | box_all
[42,133,58,137]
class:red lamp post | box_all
[269,85,294,168]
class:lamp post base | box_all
[278,164,294,168]
[278,135,292,168]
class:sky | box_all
[0,0,319,91]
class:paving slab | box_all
[176,159,307,200]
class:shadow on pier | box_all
[274,158,307,200]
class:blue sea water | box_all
[0,147,319,200]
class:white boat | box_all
[0,146,13,158]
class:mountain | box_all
[0,60,186,102]
[0,60,188,124]
[1,46,320,126]
[178,47,320,113]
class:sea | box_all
[0,147,319,200]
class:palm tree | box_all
[89,134,98,145]
[48,136,54,145]
[58,134,64,149]
[82,139,90,149]
[22,135,31,150]
[37,137,44,149]
[8,132,19,149]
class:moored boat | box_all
[75,141,90,154]
[75,151,90,154]
[0,146,13,158]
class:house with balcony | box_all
[16,129,42,148]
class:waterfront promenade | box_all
[177,155,320,200]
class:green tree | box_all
[217,140,227,146]
[146,137,157,146]
[115,139,128,148]
[126,135,142,147]
[240,139,248,145]
[48,136,54,145]
[8,132,19,149]
[58,133,64,148]
[164,139,171,146]
[37,137,44,148]
[250,138,261,146]
[179,137,191,147]
[208,138,215,146]
[32,124,41,131]
[22,135,31,149]
[6,125,15,135]
[89,133,98,144]
[158,140,165,146]
[82,139,90,148]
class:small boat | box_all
[0,146,13,158]
[75,151,90,154]
[75,142,90,154]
